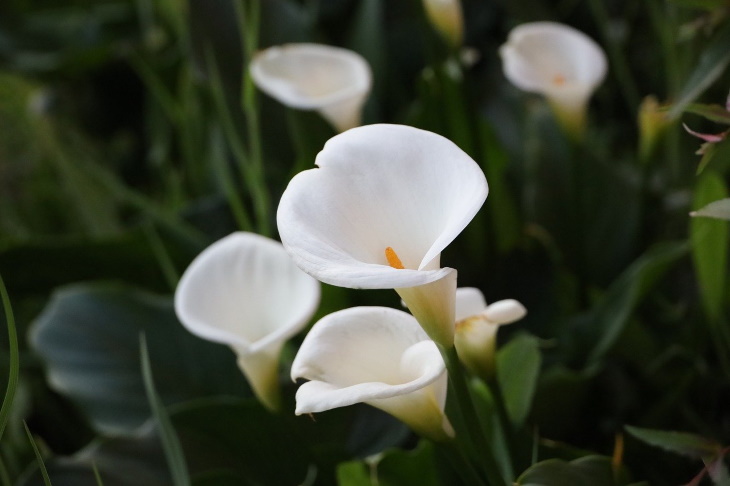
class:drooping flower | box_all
[277,124,488,347]
[454,288,526,379]
[291,306,454,441]
[174,232,320,411]
[499,21,607,138]
[249,43,372,132]
[422,0,464,48]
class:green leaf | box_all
[170,398,316,486]
[469,379,514,482]
[30,284,248,434]
[684,103,730,125]
[691,171,729,321]
[0,274,19,442]
[337,442,439,486]
[19,422,172,486]
[586,242,688,364]
[625,425,722,458]
[24,422,52,486]
[668,22,730,120]
[516,456,626,486]
[140,336,190,486]
[496,334,542,428]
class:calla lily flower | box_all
[277,124,488,347]
[422,0,464,48]
[174,232,320,411]
[454,288,526,379]
[249,43,372,132]
[499,21,607,138]
[291,306,454,441]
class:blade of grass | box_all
[23,422,51,486]
[140,335,191,486]
[92,462,105,486]
[0,273,19,442]
[142,221,180,292]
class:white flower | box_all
[454,288,526,379]
[499,21,607,137]
[249,43,372,132]
[422,0,464,47]
[174,232,320,411]
[291,306,454,441]
[277,124,488,346]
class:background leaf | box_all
[30,284,248,434]
[496,333,542,428]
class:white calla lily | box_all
[422,0,464,47]
[291,306,454,441]
[277,124,488,347]
[249,43,372,132]
[454,287,526,379]
[174,232,320,411]
[499,21,607,137]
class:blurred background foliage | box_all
[0,0,729,484]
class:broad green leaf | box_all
[337,442,439,486]
[625,425,722,458]
[20,422,172,486]
[668,22,730,120]
[496,334,542,428]
[30,284,248,434]
[684,103,730,125]
[337,462,370,486]
[516,456,627,486]
[170,398,319,486]
[586,242,688,364]
[691,171,729,321]
[692,198,730,220]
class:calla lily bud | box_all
[174,232,320,412]
[422,0,464,48]
[499,21,607,139]
[249,43,372,132]
[638,96,671,161]
[277,124,488,347]
[453,288,526,379]
[291,306,454,441]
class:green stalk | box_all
[0,273,19,443]
[437,441,489,486]
[442,346,509,486]
[236,0,272,237]
[23,422,51,486]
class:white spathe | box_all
[277,124,488,346]
[249,43,372,132]
[499,21,607,137]
[454,287,526,379]
[291,306,454,441]
[174,232,320,411]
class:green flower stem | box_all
[442,345,508,486]
[237,0,272,237]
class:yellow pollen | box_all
[552,74,566,86]
[385,247,405,269]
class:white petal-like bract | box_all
[291,306,454,441]
[500,22,607,135]
[174,232,320,410]
[250,43,372,132]
[277,124,487,345]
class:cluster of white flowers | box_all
[174,18,607,440]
